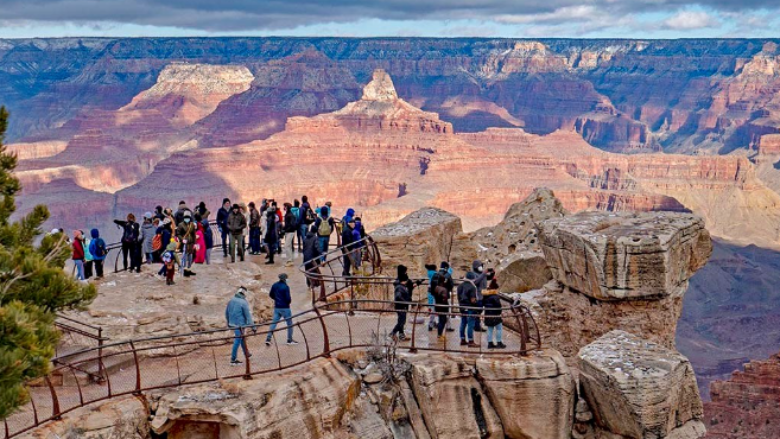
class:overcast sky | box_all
[0,0,777,39]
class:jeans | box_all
[266,308,294,342]
[391,310,407,337]
[220,227,228,256]
[179,251,193,274]
[285,232,296,262]
[230,328,249,361]
[249,227,261,253]
[487,324,503,344]
[298,224,308,250]
[459,309,476,342]
[228,233,244,262]
[204,248,211,265]
[317,236,330,261]
[342,249,352,276]
[146,252,154,264]
[437,314,448,336]
[74,259,85,280]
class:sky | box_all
[0,0,778,39]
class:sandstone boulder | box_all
[579,331,704,439]
[539,211,712,300]
[372,207,463,278]
[150,358,360,439]
[17,396,149,439]
[477,350,575,439]
[409,355,504,439]
[455,187,566,292]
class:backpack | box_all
[162,251,173,264]
[89,238,106,258]
[152,233,163,252]
[122,223,138,243]
[305,208,316,224]
[434,285,449,303]
[317,217,332,237]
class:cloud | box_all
[662,10,721,30]
[0,0,775,35]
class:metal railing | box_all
[6,231,542,438]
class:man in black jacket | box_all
[302,228,321,287]
[216,198,231,257]
[340,219,356,276]
[389,265,422,341]
[457,271,478,347]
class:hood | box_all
[90,229,99,239]
[142,222,154,229]
[346,208,355,217]
[465,272,477,281]
[472,260,483,272]
[397,264,408,279]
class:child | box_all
[483,277,506,349]
[160,240,180,285]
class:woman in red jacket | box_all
[72,230,85,281]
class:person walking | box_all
[263,209,279,265]
[88,229,107,280]
[283,203,298,266]
[140,212,156,264]
[114,214,141,272]
[429,262,455,333]
[248,202,261,255]
[457,272,478,347]
[468,260,491,332]
[313,205,335,260]
[265,274,298,346]
[72,230,85,281]
[227,204,246,263]
[389,265,421,341]
[483,277,506,349]
[217,198,231,257]
[302,227,321,287]
[225,287,255,365]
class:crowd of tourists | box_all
[68,195,367,286]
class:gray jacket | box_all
[225,294,254,327]
[140,222,156,254]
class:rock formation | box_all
[579,331,704,439]
[703,351,780,438]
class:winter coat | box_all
[469,260,488,301]
[284,210,298,233]
[249,208,261,228]
[202,220,214,249]
[483,290,503,327]
[140,222,156,254]
[89,229,107,261]
[300,202,314,225]
[457,276,478,310]
[393,280,412,311]
[176,221,197,253]
[303,232,321,263]
[269,281,292,309]
[216,207,230,232]
[264,213,279,243]
[342,208,355,225]
[157,225,172,251]
[72,239,85,260]
[114,219,140,243]
[225,294,254,328]
[174,206,191,225]
[227,211,247,234]
[341,225,355,251]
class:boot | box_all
[487,342,496,349]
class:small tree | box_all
[0,107,96,419]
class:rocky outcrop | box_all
[371,207,463,278]
[704,351,780,438]
[538,211,712,300]
[579,331,704,439]
[17,396,149,439]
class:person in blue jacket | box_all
[225,287,255,366]
[265,273,298,346]
[88,228,107,279]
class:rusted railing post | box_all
[45,376,61,420]
[313,306,330,357]
[244,327,252,380]
[129,340,141,393]
[409,301,419,353]
[348,278,356,316]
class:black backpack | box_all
[122,223,138,243]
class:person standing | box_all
[313,205,335,260]
[217,198,231,258]
[263,209,279,265]
[114,214,140,272]
[248,202,261,255]
[88,229,107,280]
[72,230,85,281]
[202,216,214,265]
[283,203,298,266]
[83,231,94,279]
[291,200,301,251]
[340,218,356,276]
[299,195,315,252]
[225,287,255,366]
[483,277,506,349]
[390,265,419,341]
[429,262,454,333]
[176,211,197,276]
[302,227,321,287]
[193,214,207,264]
[468,260,491,332]
[265,274,298,346]
[174,201,191,225]
[227,204,246,263]
[457,272,478,347]
[140,212,156,264]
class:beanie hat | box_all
[440,261,450,270]
[279,273,288,281]
[232,203,240,209]
[223,198,231,205]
